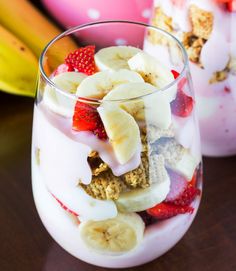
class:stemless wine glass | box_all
[149,0,236,156]
[31,21,202,268]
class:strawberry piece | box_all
[227,0,236,12]
[166,172,201,206]
[172,185,201,206]
[165,171,188,202]
[171,69,180,79]
[171,89,194,117]
[73,101,107,140]
[65,45,96,75]
[53,63,74,76]
[73,101,98,131]
[94,122,107,140]
[138,211,157,226]
[147,202,194,220]
[52,194,78,216]
[171,69,187,90]
[215,0,236,11]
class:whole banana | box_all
[0,25,38,97]
[0,0,77,69]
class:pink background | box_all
[42,0,153,46]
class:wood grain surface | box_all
[0,92,235,271]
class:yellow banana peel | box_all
[0,25,38,97]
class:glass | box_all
[150,0,236,156]
[31,21,202,268]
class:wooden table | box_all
[0,92,236,271]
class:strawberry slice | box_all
[53,63,74,76]
[171,88,194,117]
[147,202,194,220]
[73,101,107,140]
[171,69,180,79]
[215,0,236,11]
[52,194,78,216]
[227,0,236,11]
[171,70,187,90]
[166,172,201,206]
[172,184,201,206]
[171,70,194,117]
[138,211,157,226]
[65,45,96,75]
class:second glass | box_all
[32,21,202,268]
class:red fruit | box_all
[227,1,236,12]
[171,69,180,79]
[171,70,187,90]
[224,86,231,93]
[52,194,78,216]
[72,101,107,140]
[147,202,194,220]
[94,122,108,140]
[138,211,157,226]
[53,63,74,76]
[171,185,201,206]
[166,172,201,206]
[73,101,98,131]
[171,89,194,117]
[65,45,96,75]
[215,0,236,11]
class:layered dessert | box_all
[147,0,236,156]
[32,44,202,268]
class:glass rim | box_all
[39,20,189,103]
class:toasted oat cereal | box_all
[87,155,109,176]
[229,57,236,75]
[209,69,228,84]
[123,152,150,188]
[88,150,99,158]
[182,32,206,64]
[141,125,174,144]
[148,7,173,45]
[189,4,213,40]
[123,152,167,188]
[80,171,125,200]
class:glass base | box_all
[32,161,201,268]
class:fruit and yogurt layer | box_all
[148,0,236,156]
[32,44,202,265]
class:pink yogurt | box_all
[150,0,236,156]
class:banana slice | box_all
[103,82,172,129]
[103,82,156,120]
[128,51,177,102]
[76,69,144,99]
[97,103,141,165]
[79,212,144,254]
[95,46,142,71]
[44,72,86,117]
[116,167,170,213]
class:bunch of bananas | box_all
[0,0,76,97]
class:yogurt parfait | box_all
[32,22,202,268]
[148,0,236,156]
